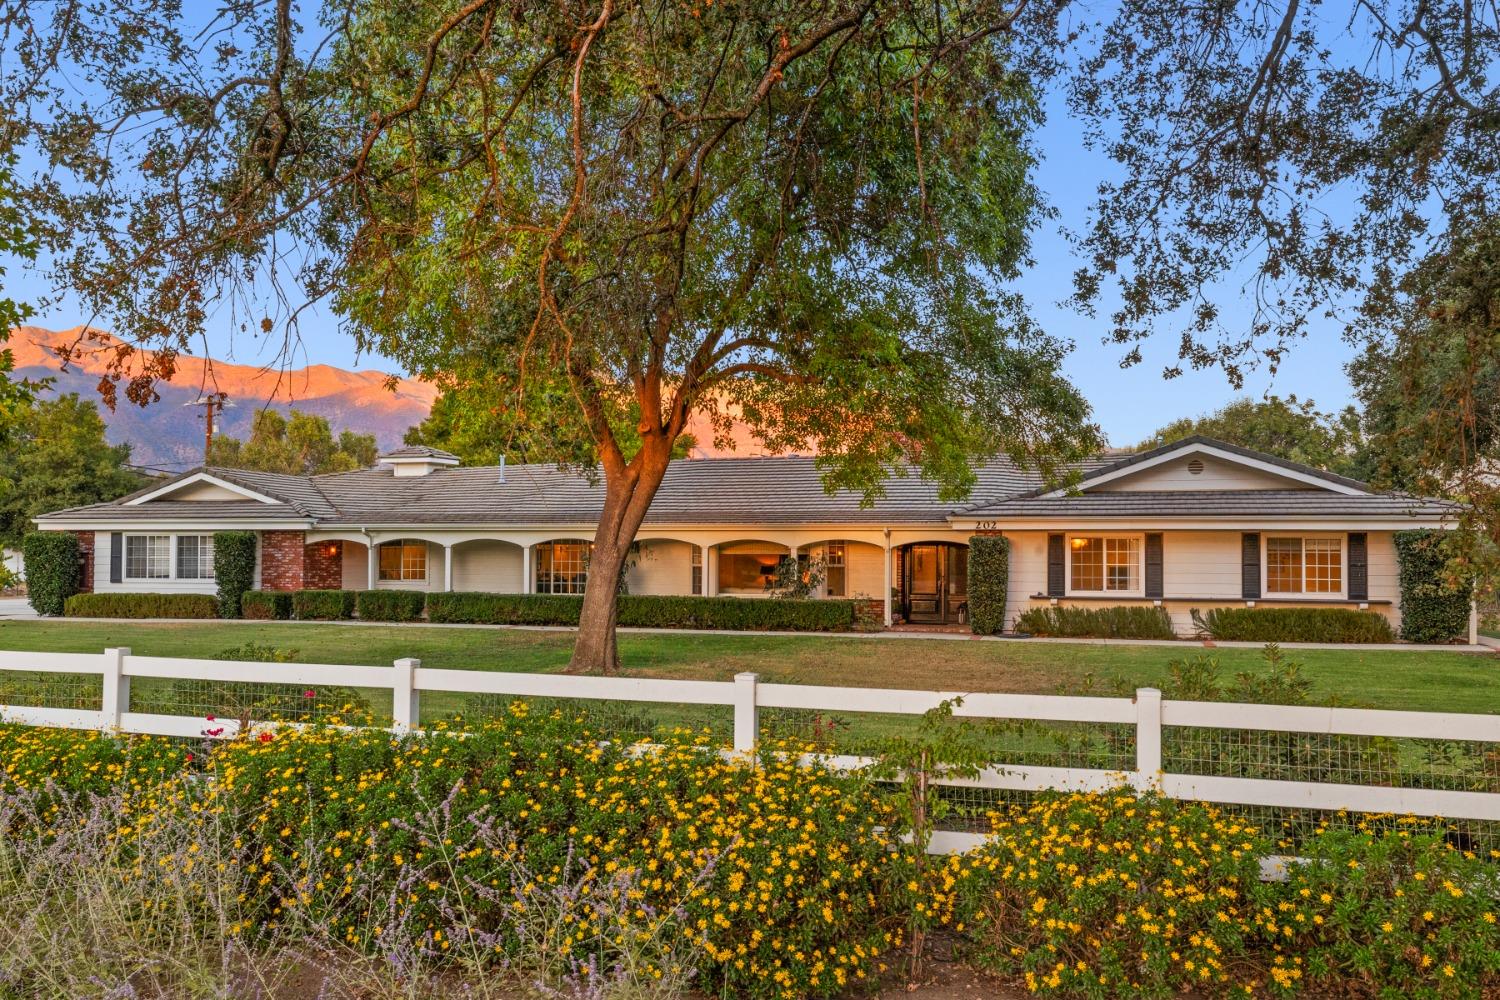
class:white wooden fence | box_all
[2,647,1499,854]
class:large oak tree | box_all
[3,0,1496,666]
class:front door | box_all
[904,544,969,623]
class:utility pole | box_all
[184,392,232,464]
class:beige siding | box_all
[452,540,523,592]
[843,541,886,599]
[161,481,253,501]
[340,543,368,590]
[1096,455,1311,492]
[1004,528,1402,635]
[627,540,694,596]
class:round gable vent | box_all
[1187,458,1205,475]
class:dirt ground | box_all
[865,961,1028,998]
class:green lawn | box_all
[0,619,1497,714]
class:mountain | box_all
[6,325,772,468]
[7,326,438,470]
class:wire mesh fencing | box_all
[0,670,102,711]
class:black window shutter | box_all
[1347,532,1369,601]
[109,532,123,584]
[1241,532,1260,599]
[1144,533,1164,599]
[1046,533,1065,596]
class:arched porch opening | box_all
[896,541,970,625]
[449,538,525,593]
[713,539,794,597]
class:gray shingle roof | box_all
[958,490,1460,520]
[35,445,1457,528]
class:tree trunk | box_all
[567,439,674,675]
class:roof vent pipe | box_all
[498,455,505,483]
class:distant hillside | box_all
[8,326,439,470]
[7,325,770,468]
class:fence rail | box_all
[2,648,1499,846]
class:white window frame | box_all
[1065,533,1145,597]
[175,534,215,580]
[123,534,174,580]
[378,540,429,582]
[1262,534,1347,598]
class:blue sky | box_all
[5,42,1363,449]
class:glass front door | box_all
[903,544,969,623]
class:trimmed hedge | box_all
[212,531,258,619]
[294,589,357,620]
[1191,606,1395,643]
[967,534,1009,636]
[241,590,294,620]
[64,592,219,619]
[426,591,858,631]
[21,532,80,616]
[1013,604,1176,639]
[1395,530,1472,643]
[354,589,427,622]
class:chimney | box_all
[377,445,460,478]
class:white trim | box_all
[950,516,1451,531]
[1036,443,1368,497]
[1064,532,1145,598]
[378,454,460,468]
[123,471,284,506]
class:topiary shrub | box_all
[967,534,1009,635]
[240,590,294,620]
[293,589,357,620]
[425,591,857,631]
[1190,606,1395,643]
[21,532,80,616]
[354,589,426,622]
[1013,604,1176,639]
[64,592,218,619]
[1395,530,1473,643]
[212,530,258,619]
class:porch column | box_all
[521,544,533,594]
[883,531,893,627]
[706,545,718,596]
[442,543,454,592]
[366,539,377,590]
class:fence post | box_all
[733,672,759,753]
[101,647,129,731]
[1134,687,1163,793]
[393,658,420,734]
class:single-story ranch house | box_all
[33,436,1464,637]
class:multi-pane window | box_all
[378,540,428,581]
[691,545,703,595]
[1069,536,1140,593]
[537,541,590,594]
[1266,537,1342,594]
[125,535,171,579]
[175,535,215,579]
[825,541,847,597]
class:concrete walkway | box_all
[2,608,1492,654]
[0,598,37,620]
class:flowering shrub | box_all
[935,791,1272,997]
[210,709,902,998]
[1266,823,1500,998]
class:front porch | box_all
[269,528,979,628]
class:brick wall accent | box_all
[259,530,306,591]
[304,540,343,590]
[853,598,886,629]
[73,531,95,593]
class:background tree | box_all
[207,410,377,476]
[0,155,41,446]
[1135,396,1365,479]
[0,394,142,546]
